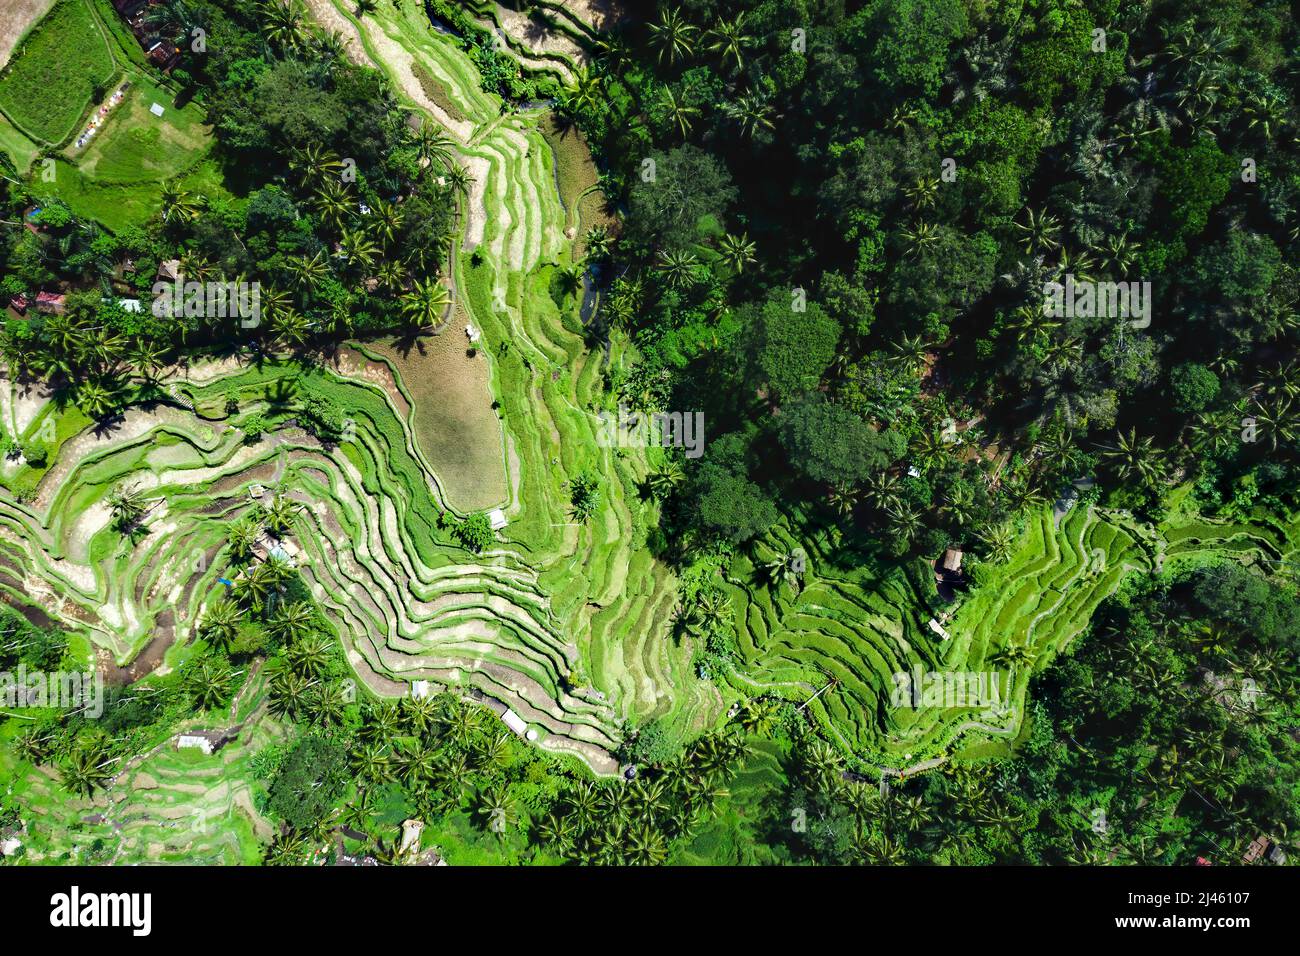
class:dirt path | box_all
[0,0,54,71]
[302,0,374,68]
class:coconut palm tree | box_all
[367,198,404,250]
[625,821,670,865]
[475,784,515,835]
[311,181,352,233]
[763,547,806,594]
[977,521,1016,563]
[648,459,685,498]
[337,227,379,273]
[647,7,697,65]
[706,13,751,73]
[725,93,775,139]
[656,249,701,289]
[159,181,201,225]
[827,484,861,517]
[361,700,404,742]
[201,599,242,650]
[656,85,699,139]
[285,250,329,295]
[352,742,392,784]
[286,633,333,678]
[413,122,456,174]
[270,307,310,349]
[289,144,343,189]
[717,231,756,274]
[269,668,314,720]
[1013,207,1062,255]
[1099,427,1164,486]
[801,739,845,794]
[108,484,148,532]
[259,0,304,52]
[537,811,578,856]
[900,221,941,258]
[311,681,349,727]
[399,278,450,335]
[59,745,114,796]
[185,658,233,710]
[268,602,315,645]
[225,518,260,566]
[260,493,299,537]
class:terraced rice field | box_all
[6,0,1298,832]
[717,501,1300,774]
[0,0,117,146]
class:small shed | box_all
[501,708,527,736]
[177,734,214,755]
[487,508,507,531]
[157,258,181,282]
[410,680,431,699]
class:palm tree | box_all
[717,231,756,274]
[647,7,698,65]
[260,493,299,537]
[338,228,379,273]
[289,144,343,189]
[656,249,700,289]
[59,745,114,796]
[1099,427,1164,486]
[226,518,260,564]
[1013,207,1062,255]
[900,221,941,257]
[361,700,404,742]
[269,602,316,645]
[706,13,751,73]
[400,279,451,335]
[656,85,699,139]
[904,176,940,211]
[159,181,201,225]
[108,484,148,532]
[624,822,669,864]
[413,122,456,174]
[977,522,1016,563]
[311,181,353,233]
[763,548,806,594]
[286,250,329,295]
[885,503,924,549]
[724,93,775,139]
[828,484,861,517]
[269,668,315,720]
[286,633,333,678]
[537,811,578,856]
[648,459,685,498]
[352,743,392,784]
[263,829,308,865]
[186,658,233,710]
[311,682,349,727]
[201,599,242,651]
[368,199,404,250]
[259,0,304,52]
[476,784,515,835]
[76,377,121,421]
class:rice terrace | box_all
[0,0,1297,883]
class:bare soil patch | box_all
[0,0,54,71]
